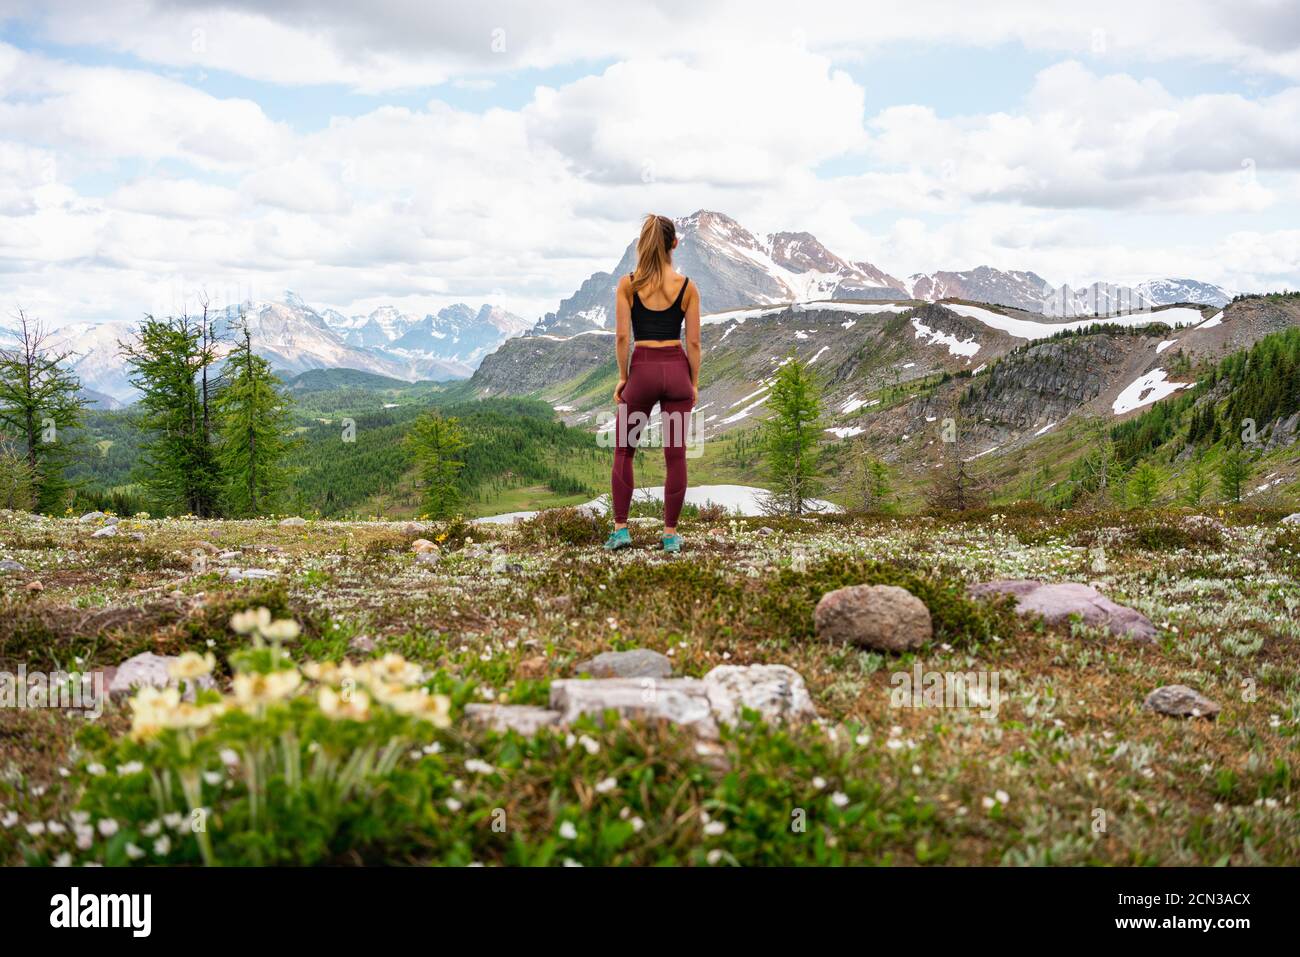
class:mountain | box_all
[17,293,528,403]
[906,267,1052,312]
[533,210,1234,334]
[533,210,906,335]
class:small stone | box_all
[757,526,775,536]
[1282,513,1300,525]
[401,522,425,535]
[575,648,673,679]
[702,664,817,726]
[518,656,549,679]
[103,515,119,526]
[411,539,437,553]
[25,580,43,592]
[109,652,215,700]
[91,525,117,538]
[814,584,933,652]
[348,634,376,654]
[464,704,562,735]
[969,580,1157,642]
[279,516,307,527]
[0,559,26,572]
[78,511,105,523]
[415,550,441,567]
[707,527,726,538]
[218,551,241,560]
[1143,685,1221,720]
[194,541,221,554]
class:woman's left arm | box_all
[684,282,701,403]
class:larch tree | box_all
[760,356,825,516]
[0,309,87,512]
[213,319,297,516]
[405,410,468,519]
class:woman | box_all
[604,214,701,553]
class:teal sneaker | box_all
[603,527,632,551]
[661,534,682,553]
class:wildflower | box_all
[982,796,996,810]
[385,688,452,728]
[97,819,119,837]
[86,763,106,776]
[168,652,216,680]
[69,811,89,827]
[230,607,272,635]
[595,776,617,794]
[116,761,144,776]
[559,821,578,840]
[577,734,600,755]
[445,798,462,812]
[141,820,161,837]
[75,826,93,850]
[232,669,302,708]
[318,686,372,721]
[25,822,45,836]
[831,792,850,808]
[0,811,16,828]
[812,776,827,790]
[54,852,72,868]
[153,835,171,856]
[465,759,495,775]
[706,849,724,865]
[125,843,145,861]
[162,813,183,830]
[261,619,301,643]
[562,858,582,867]
[47,821,66,835]
[703,821,726,836]
[995,790,1010,805]
[202,771,222,786]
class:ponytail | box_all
[630,214,675,296]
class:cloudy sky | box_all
[2,0,1299,326]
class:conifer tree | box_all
[1218,444,1250,504]
[119,314,221,516]
[0,309,87,511]
[405,410,468,519]
[760,357,824,516]
[213,320,297,516]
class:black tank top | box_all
[630,273,689,341]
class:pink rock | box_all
[969,579,1157,642]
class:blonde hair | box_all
[630,214,675,296]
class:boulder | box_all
[1143,684,1220,720]
[223,567,278,580]
[1282,513,1300,525]
[464,704,562,735]
[0,559,26,572]
[549,677,719,737]
[90,525,117,539]
[702,664,817,726]
[814,584,933,652]
[109,652,215,700]
[78,511,105,523]
[574,649,673,679]
[969,579,1157,641]
[410,539,438,553]
[278,516,307,527]
[415,550,441,567]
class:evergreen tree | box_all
[1127,460,1161,507]
[213,320,297,516]
[1218,445,1250,504]
[1182,457,1210,505]
[119,314,221,517]
[405,410,468,519]
[0,309,87,511]
[760,357,824,516]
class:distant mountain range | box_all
[532,210,1234,335]
[11,293,529,404]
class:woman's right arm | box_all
[614,275,632,403]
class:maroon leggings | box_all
[612,345,694,526]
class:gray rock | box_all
[575,649,672,679]
[109,652,215,700]
[702,664,817,726]
[757,526,775,536]
[223,567,278,580]
[0,559,26,572]
[279,516,307,527]
[1143,684,1221,720]
[549,677,719,738]
[103,515,119,526]
[465,704,562,735]
[91,525,118,538]
[1282,513,1300,525]
[969,579,1157,641]
[814,584,933,652]
[415,550,441,567]
[78,511,106,523]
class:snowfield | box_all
[945,304,1208,340]
[474,483,841,523]
[1112,368,1192,415]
